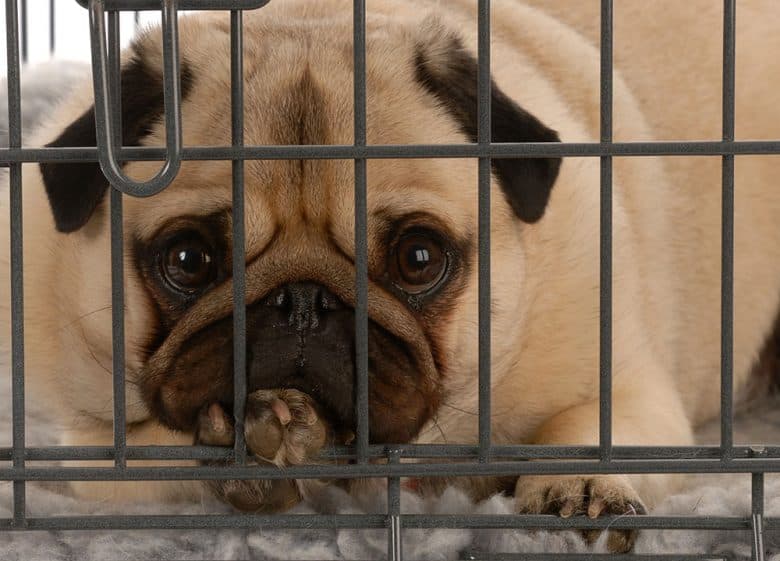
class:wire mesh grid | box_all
[0,0,779,560]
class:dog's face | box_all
[32,11,559,445]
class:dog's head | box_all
[32,9,560,445]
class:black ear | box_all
[414,33,561,223]
[39,53,194,233]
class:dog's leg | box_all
[514,379,692,553]
[196,389,331,512]
[65,421,203,503]
[65,391,330,509]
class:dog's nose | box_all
[248,282,354,430]
[261,282,343,332]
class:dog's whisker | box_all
[438,402,478,417]
[430,414,448,444]
[56,305,113,333]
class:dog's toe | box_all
[196,389,330,513]
[515,474,646,553]
[244,389,329,465]
[244,392,287,460]
[219,478,300,513]
[195,402,235,447]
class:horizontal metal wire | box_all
[3,457,780,482]
[460,555,730,561]
[0,514,776,532]
[75,0,269,10]
[0,444,776,462]
[2,141,780,165]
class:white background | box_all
[0,2,165,77]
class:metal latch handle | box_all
[88,0,182,197]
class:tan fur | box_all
[1,0,779,536]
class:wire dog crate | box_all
[2,0,779,560]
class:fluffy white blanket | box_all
[1,386,779,560]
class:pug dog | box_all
[2,0,780,553]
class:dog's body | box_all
[1,0,779,551]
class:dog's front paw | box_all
[196,389,331,512]
[515,474,647,553]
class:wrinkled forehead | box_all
[124,156,478,255]
[150,13,457,147]
[124,24,479,252]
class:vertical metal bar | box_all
[108,11,122,144]
[720,0,736,461]
[231,9,247,465]
[387,449,402,561]
[752,473,765,561]
[109,188,126,465]
[19,0,26,63]
[353,0,369,464]
[49,0,55,55]
[477,0,492,464]
[599,0,614,463]
[107,10,127,470]
[6,0,25,528]
[134,10,140,30]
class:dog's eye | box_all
[161,234,217,293]
[392,233,448,294]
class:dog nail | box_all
[588,497,605,518]
[208,403,228,433]
[271,398,292,425]
[560,500,576,518]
